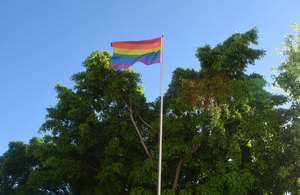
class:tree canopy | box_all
[0,26,299,195]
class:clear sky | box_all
[0,0,299,155]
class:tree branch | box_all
[118,89,155,161]
[150,149,156,161]
[88,160,100,173]
[138,115,152,129]
[172,141,200,192]
[127,99,155,161]
[172,156,186,192]
[224,117,239,125]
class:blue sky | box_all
[0,0,299,155]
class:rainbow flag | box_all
[110,37,161,69]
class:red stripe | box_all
[111,42,161,49]
[111,37,161,47]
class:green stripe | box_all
[113,51,160,59]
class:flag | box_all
[110,37,161,69]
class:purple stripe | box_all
[110,58,160,69]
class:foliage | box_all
[0,27,299,194]
[272,23,300,194]
[275,23,300,105]
[0,140,39,194]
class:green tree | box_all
[275,23,300,106]
[0,140,39,194]
[27,51,158,194]
[162,28,270,194]
[271,23,300,194]
[1,27,298,194]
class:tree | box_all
[26,51,158,194]
[275,23,300,106]
[271,23,300,194]
[0,140,39,194]
[161,28,269,193]
[1,27,298,194]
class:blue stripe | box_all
[110,52,160,65]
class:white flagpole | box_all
[158,33,164,195]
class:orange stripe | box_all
[112,42,161,49]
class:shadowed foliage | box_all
[0,27,299,195]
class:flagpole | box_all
[158,33,164,195]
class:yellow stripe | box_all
[113,46,161,55]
